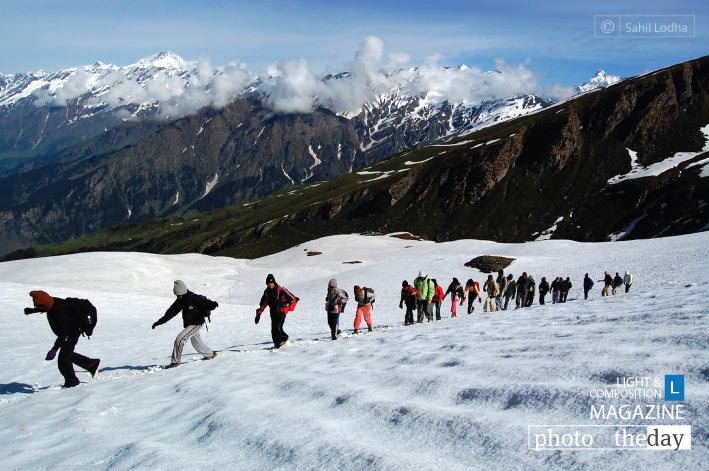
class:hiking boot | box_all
[88,359,101,379]
[331,335,337,340]
[352,329,359,335]
[451,313,457,318]
[367,326,373,333]
[62,380,80,389]
[337,329,341,335]
[165,362,180,369]
[208,352,217,360]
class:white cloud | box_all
[31,36,576,118]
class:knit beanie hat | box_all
[29,290,54,311]
[328,278,337,288]
[266,274,276,284]
[354,285,362,294]
[402,280,409,288]
[173,280,188,296]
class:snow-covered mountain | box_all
[575,70,622,94]
[0,52,613,172]
[0,232,706,470]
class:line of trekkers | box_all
[399,269,634,320]
[24,270,633,388]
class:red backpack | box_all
[278,286,299,313]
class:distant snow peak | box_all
[134,51,190,70]
[576,70,622,94]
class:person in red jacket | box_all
[256,274,296,348]
[431,279,445,321]
[27,290,100,388]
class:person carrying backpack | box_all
[431,279,445,321]
[255,274,297,349]
[464,279,482,314]
[583,273,594,300]
[624,271,634,293]
[353,285,374,334]
[538,277,550,305]
[414,270,435,322]
[503,274,516,310]
[152,280,218,368]
[26,291,101,388]
[443,278,465,317]
[612,272,623,295]
[516,273,530,308]
[326,278,348,340]
[495,270,507,311]
[562,277,572,302]
[399,281,418,325]
[483,275,498,312]
[601,271,613,296]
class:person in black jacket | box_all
[256,274,296,348]
[152,280,218,368]
[28,290,100,388]
[538,277,550,305]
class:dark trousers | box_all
[539,293,547,305]
[404,306,415,325]
[327,312,339,338]
[58,334,95,387]
[467,295,476,314]
[432,301,441,320]
[416,300,429,322]
[584,288,590,300]
[270,311,288,346]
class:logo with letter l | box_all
[665,375,685,401]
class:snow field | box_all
[0,233,707,470]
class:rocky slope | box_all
[9,55,707,261]
[0,53,591,254]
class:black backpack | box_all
[66,298,97,338]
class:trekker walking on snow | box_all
[503,274,516,310]
[431,279,445,321]
[495,270,507,311]
[483,275,498,312]
[516,273,530,309]
[414,270,434,323]
[551,277,561,304]
[583,273,594,300]
[464,279,482,314]
[152,280,218,368]
[399,281,418,325]
[601,271,613,296]
[562,277,572,302]
[353,285,374,334]
[443,278,465,317]
[255,274,297,349]
[538,277,550,305]
[525,275,536,307]
[326,279,348,340]
[624,271,634,293]
[26,291,101,388]
[612,272,623,295]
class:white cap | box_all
[418,270,426,278]
[173,280,188,296]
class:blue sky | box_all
[1,0,706,86]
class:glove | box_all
[478,298,482,303]
[45,348,57,361]
[152,322,159,330]
[255,313,261,325]
[212,301,219,309]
